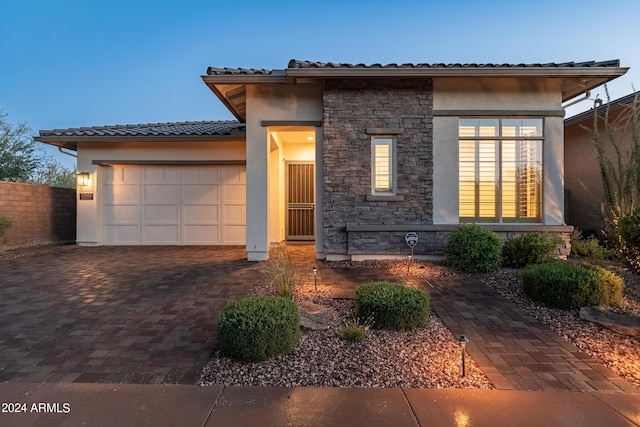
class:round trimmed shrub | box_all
[502,232,562,268]
[521,261,623,309]
[445,224,502,273]
[355,281,429,331]
[218,296,300,362]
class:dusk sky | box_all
[1,0,639,169]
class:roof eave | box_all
[285,66,629,79]
[34,133,246,151]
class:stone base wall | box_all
[339,226,572,259]
[322,78,434,256]
[0,181,76,249]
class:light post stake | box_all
[312,266,317,291]
[459,335,469,377]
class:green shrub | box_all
[0,215,13,244]
[521,261,623,309]
[341,326,366,342]
[218,296,300,362]
[571,236,613,262]
[355,282,429,331]
[617,206,640,272]
[501,232,562,268]
[261,248,295,299]
[445,224,502,273]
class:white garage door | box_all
[102,165,246,245]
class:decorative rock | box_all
[297,301,338,330]
[579,306,640,337]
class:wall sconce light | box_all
[77,172,91,187]
[459,335,469,377]
[312,266,318,291]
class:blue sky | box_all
[1,0,639,169]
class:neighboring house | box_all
[564,91,640,234]
[36,59,628,261]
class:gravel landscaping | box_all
[199,258,640,390]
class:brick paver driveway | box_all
[0,246,259,384]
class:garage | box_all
[102,165,246,245]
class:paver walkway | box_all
[287,244,637,393]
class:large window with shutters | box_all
[459,118,543,223]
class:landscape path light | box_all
[312,266,317,291]
[459,335,469,377]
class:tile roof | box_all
[38,120,245,138]
[565,91,640,127]
[206,66,276,76]
[287,59,621,69]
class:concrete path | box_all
[1,382,638,427]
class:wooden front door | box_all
[286,162,315,240]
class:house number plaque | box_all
[79,193,94,200]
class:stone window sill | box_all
[366,195,404,202]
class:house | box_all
[564,91,640,234]
[35,59,628,261]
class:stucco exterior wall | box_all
[322,79,434,259]
[245,83,323,260]
[75,140,245,246]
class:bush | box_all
[355,281,429,331]
[617,206,640,272]
[218,296,300,362]
[521,261,623,309]
[571,236,613,262]
[341,326,366,342]
[445,224,502,273]
[501,232,562,268]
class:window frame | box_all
[458,118,544,224]
[371,135,397,196]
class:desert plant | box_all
[521,261,623,309]
[445,224,502,273]
[571,235,613,263]
[501,232,562,268]
[0,215,13,244]
[617,206,640,272]
[341,326,366,342]
[355,281,429,331]
[261,247,295,299]
[217,296,300,362]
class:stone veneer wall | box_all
[0,181,76,249]
[322,79,433,256]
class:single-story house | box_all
[564,90,640,234]
[36,59,628,261]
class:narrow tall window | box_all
[372,136,395,194]
[459,118,543,223]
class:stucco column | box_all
[543,116,565,225]
[245,117,270,261]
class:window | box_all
[459,118,543,223]
[372,136,395,195]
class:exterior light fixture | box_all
[77,172,91,187]
[459,335,470,377]
[312,266,318,291]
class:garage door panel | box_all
[223,205,245,223]
[223,185,246,204]
[182,167,220,184]
[104,205,139,223]
[182,185,219,204]
[143,225,179,244]
[223,225,246,244]
[144,185,179,204]
[103,185,140,204]
[104,225,139,244]
[183,205,219,223]
[143,205,179,223]
[221,166,246,184]
[144,166,180,184]
[103,166,140,184]
[183,225,220,244]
